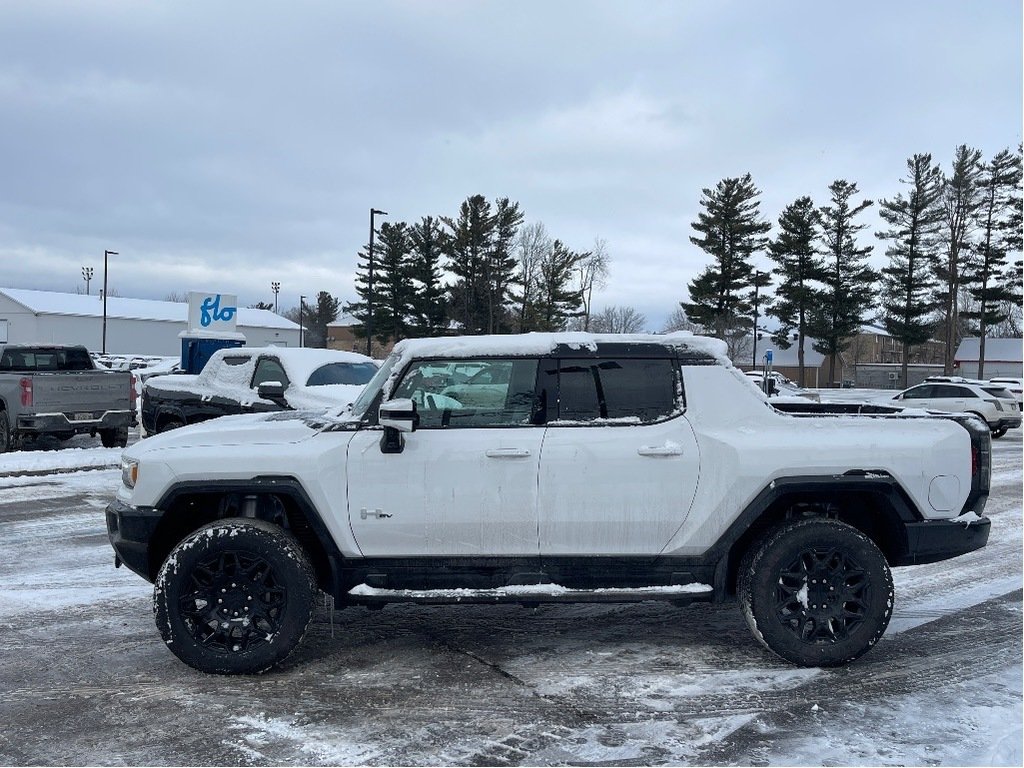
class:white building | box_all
[0,288,300,354]
[954,337,1023,378]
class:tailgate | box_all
[30,371,132,413]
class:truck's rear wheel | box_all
[154,518,317,674]
[738,518,893,667]
[0,411,10,453]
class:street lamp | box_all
[82,266,94,295]
[366,207,388,356]
[271,281,280,313]
[751,271,770,367]
[102,249,118,354]
[298,294,306,347]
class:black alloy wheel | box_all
[739,517,893,667]
[155,518,316,674]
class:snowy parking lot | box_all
[0,429,1020,766]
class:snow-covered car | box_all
[140,347,378,434]
[888,377,1021,438]
[108,332,992,674]
[988,377,1023,408]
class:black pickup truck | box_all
[0,344,136,450]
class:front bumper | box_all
[106,498,162,582]
[894,516,991,566]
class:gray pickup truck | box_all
[0,344,136,450]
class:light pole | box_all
[82,266,94,295]
[271,281,280,313]
[751,271,770,367]
[298,295,306,347]
[366,207,388,356]
[102,250,118,353]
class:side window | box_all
[222,356,251,366]
[391,358,539,428]
[902,385,932,400]
[251,357,290,389]
[554,358,679,424]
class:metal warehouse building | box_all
[0,288,300,355]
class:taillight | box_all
[971,444,978,476]
[130,374,138,409]
[19,377,32,407]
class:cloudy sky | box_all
[1,1,1020,330]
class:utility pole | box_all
[366,208,388,356]
[271,281,280,313]
[101,250,117,353]
[298,295,306,347]
[82,266,94,295]
[751,271,770,367]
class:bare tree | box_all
[512,222,551,332]
[164,291,188,303]
[590,305,647,334]
[662,305,700,333]
[576,238,610,331]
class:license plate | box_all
[72,412,93,421]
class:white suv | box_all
[890,378,1021,438]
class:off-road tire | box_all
[738,517,893,667]
[154,518,317,675]
[99,427,129,448]
[991,427,1007,439]
[157,416,186,433]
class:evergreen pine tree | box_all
[408,216,448,337]
[878,154,945,388]
[962,147,1023,377]
[530,240,585,331]
[444,195,494,334]
[935,145,984,373]
[809,180,877,387]
[682,174,771,341]
[766,196,822,385]
[373,221,414,344]
[486,198,524,333]
[304,291,340,348]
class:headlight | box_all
[121,458,139,489]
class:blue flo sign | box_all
[187,291,238,334]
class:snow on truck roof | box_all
[390,332,730,361]
[209,346,375,382]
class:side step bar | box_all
[344,583,715,607]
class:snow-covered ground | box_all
[0,428,1020,766]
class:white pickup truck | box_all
[107,333,992,674]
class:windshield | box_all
[306,361,379,387]
[348,352,400,419]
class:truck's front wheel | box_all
[738,518,893,667]
[154,518,317,674]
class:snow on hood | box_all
[127,411,324,456]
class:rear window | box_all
[0,347,93,372]
[549,358,679,423]
[982,387,1013,399]
[306,362,379,387]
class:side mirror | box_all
[257,380,286,400]
[379,398,418,433]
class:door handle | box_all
[485,448,532,458]
[637,445,683,457]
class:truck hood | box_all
[126,411,326,457]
